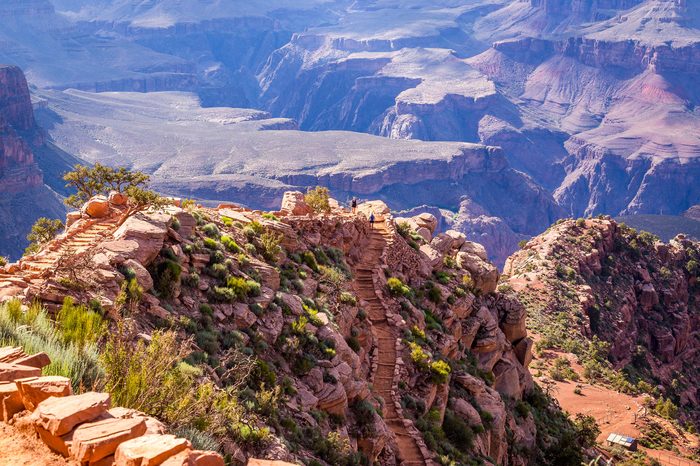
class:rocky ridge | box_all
[504,217,700,427]
[0,190,573,465]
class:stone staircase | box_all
[0,346,225,466]
[353,223,435,466]
[0,216,119,301]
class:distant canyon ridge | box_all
[1,0,699,264]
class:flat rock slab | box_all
[16,375,72,411]
[0,362,41,382]
[0,346,26,363]
[34,391,111,436]
[115,434,190,466]
[160,450,225,466]
[0,382,24,422]
[71,417,147,463]
[13,351,51,369]
[190,451,225,466]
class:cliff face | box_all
[0,65,65,260]
[504,218,700,425]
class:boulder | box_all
[115,434,190,466]
[457,252,499,294]
[452,398,482,427]
[66,211,82,228]
[107,407,167,435]
[419,244,442,269]
[112,213,169,265]
[174,211,197,239]
[82,195,111,218]
[414,212,438,234]
[280,191,312,216]
[0,347,26,363]
[445,230,466,249]
[0,382,24,422]
[71,417,147,463]
[123,259,154,292]
[0,362,41,382]
[415,226,432,242]
[430,233,454,253]
[492,360,522,399]
[34,391,111,436]
[514,338,533,368]
[12,351,51,369]
[16,376,72,411]
[357,201,390,221]
[233,304,258,329]
[109,191,128,206]
[190,451,225,466]
[459,241,488,261]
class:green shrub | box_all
[0,256,7,267]
[226,276,255,301]
[208,263,228,279]
[209,286,237,303]
[182,272,200,287]
[301,251,319,272]
[305,186,331,214]
[259,230,283,262]
[203,238,220,250]
[339,292,357,305]
[201,223,220,238]
[427,284,442,304]
[262,213,279,221]
[442,409,474,451]
[221,235,242,253]
[387,277,411,297]
[345,336,361,352]
[57,297,106,348]
[409,342,429,368]
[396,222,411,238]
[153,259,182,298]
[0,300,102,391]
[429,360,451,384]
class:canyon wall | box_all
[0,65,65,260]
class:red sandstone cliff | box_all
[0,65,65,260]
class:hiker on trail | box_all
[351,197,358,214]
[369,212,375,229]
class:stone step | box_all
[34,391,111,437]
[71,417,147,464]
[16,375,72,411]
[115,434,190,466]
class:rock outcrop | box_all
[505,217,700,425]
[0,65,66,260]
[0,192,553,465]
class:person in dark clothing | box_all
[369,212,375,229]
[351,197,358,214]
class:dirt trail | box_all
[354,223,429,466]
[0,422,74,466]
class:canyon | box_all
[2,0,700,264]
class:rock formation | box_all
[0,192,575,465]
[0,65,66,260]
[504,217,700,426]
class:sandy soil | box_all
[534,349,699,466]
[0,421,74,466]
